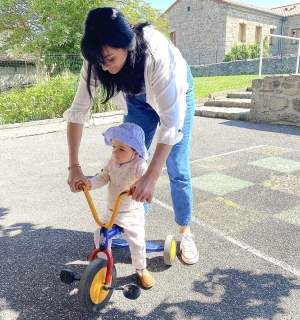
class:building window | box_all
[269,28,275,45]
[255,26,262,43]
[238,24,246,42]
[291,28,300,44]
[170,31,176,46]
[187,6,190,11]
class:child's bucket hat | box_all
[103,123,148,160]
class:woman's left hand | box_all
[130,143,172,203]
[130,171,157,203]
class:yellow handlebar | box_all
[81,185,130,229]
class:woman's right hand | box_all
[67,166,90,192]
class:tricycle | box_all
[60,185,176,311]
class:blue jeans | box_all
[124,64,195,226]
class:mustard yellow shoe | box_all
[136,269,156,288]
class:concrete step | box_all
[195,87,253,121]
[227,92,252,99]
[208,87,251,100]
[195,106,250,121]
[204,98,252,108]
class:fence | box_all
[190,54,300,78]
[0,53,83,93]
[3,52,300,93]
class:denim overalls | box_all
[124,64,195,226]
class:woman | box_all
[63,7,199,265]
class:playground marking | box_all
[153,197,300,277]
[156,145,300,278]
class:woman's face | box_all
[100,46,128,74]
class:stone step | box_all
[195,106,250,121]
[204,98,252,108]
[227,92,252,99]
[208,87,251,100]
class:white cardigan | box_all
[89,156,147,212]
[63,27,189,146]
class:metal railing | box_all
[259,34,300,78]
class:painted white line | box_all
[162,145,299,171]
[192,218,300,277]
[153,198,173,211]
[190,144,300,163]
[190,145,268,163]
[153,198,300,277]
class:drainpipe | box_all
[279,16,286,56]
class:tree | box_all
[0,0,169,54]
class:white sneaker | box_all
[180,233,199,264]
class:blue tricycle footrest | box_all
[112,239,164,252]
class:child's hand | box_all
[75,179,92,191]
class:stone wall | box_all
[167,0,228,65]
[249,74,300,126]
[190,55,299,77]
[282,15,300,56]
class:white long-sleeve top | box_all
[63,27,189,146]
[89,156,147,213]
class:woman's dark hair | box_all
[81,7,151,102]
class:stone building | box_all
[165,0,300,65]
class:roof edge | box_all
[164,0,291,17]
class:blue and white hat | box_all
[103,123,148,160]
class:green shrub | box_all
[224,38,270,62]
[0,71,117,124]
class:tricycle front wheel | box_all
[78,258,116,311]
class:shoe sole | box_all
[181,251,199,265]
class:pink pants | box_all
[94,209,146,270]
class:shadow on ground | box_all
[1,207,299,320]
[220,120,300,136]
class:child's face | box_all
[111,139,137,164]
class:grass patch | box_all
[194,74,260,98]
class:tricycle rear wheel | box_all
[164,235,177,266]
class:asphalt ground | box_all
[1,116,300,320]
